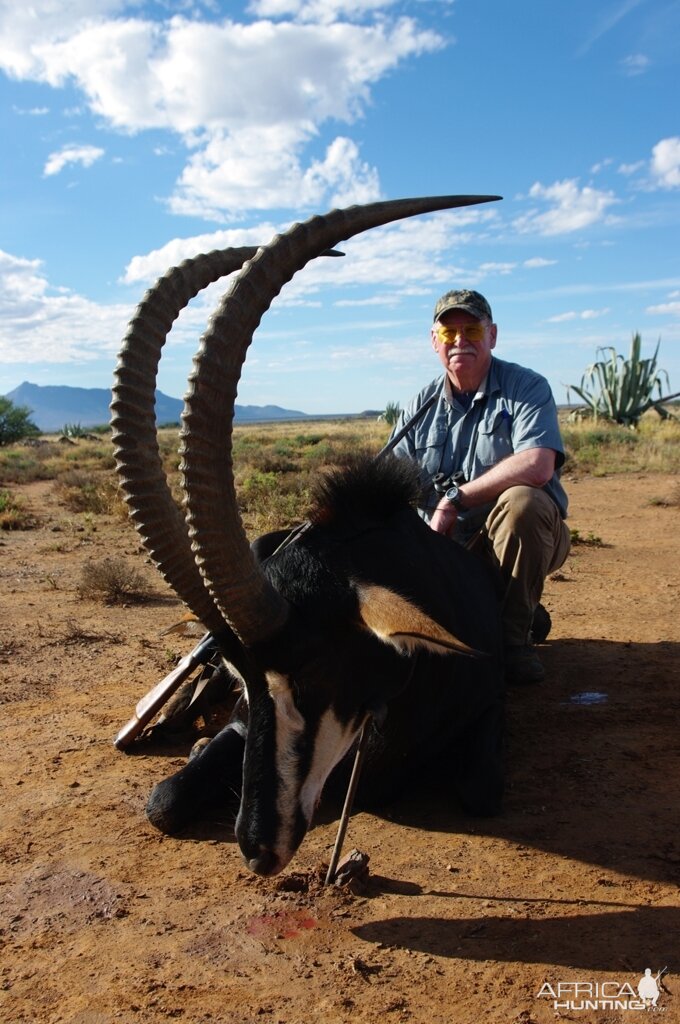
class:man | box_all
[389,289,570,684]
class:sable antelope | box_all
[111,195,505,876]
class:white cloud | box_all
[513,179,619,236]
[37,15,437,133]
[646,300,680,315]
[0,6,442,216]
[620,53,650,76]
[248,0,407,22]
[545,308,610,323]
[169,130,381,219]
[0,0,127,78]
[333,286,430,308]
[524,257,557,268]
[479,262,516,275]
[12,104,50,115]
[618,160,646,176]
[43,143,105,176]
[650,137,680,189]
[581,308,610,319]
[0,249,128,364]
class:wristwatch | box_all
[444,482,466,511]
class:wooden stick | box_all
[324,719,371,885]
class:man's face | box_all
[431,309,497,385]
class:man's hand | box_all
[430,498,459,536]
[429,448,558,537]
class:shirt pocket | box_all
[412,422,448,480]
[475,409,513,467]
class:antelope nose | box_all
[246,847,282,877]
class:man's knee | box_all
[488,485,557,538]
[485,485,570,577]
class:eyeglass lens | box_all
[437,324,486,343]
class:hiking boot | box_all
[505,645,546,685]
[529,603,552,645]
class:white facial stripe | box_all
[224,660,248,702]
[267,671,305,730]
[266,671,305,863]
[299,709,362,824]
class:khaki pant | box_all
[476,486,571,647]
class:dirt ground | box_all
[1,470,679,1024]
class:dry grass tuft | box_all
[648,481,680,508]
[45,624,125,646]
[0,488,37,530]
[560,411,680,476]
[77,557,150,604]
[569,528,605,547]
[56,470,126,516]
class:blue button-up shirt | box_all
[390,356,568,541]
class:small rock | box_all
[333,849,370,887]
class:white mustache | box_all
[445,346,476,356]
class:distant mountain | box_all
[4,382,309,432]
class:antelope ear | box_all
[161,613,206,638]
[355,583,484,657]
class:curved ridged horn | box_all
[181,195,501,645]
[111,247,261,637]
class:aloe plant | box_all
[568,334,678,427]
[378,401,402,427]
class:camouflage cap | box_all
[433,289,493,324]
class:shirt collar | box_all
[443,363,493,406]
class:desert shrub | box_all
[561,415,680,475]
[0,488,36,530]
[238,470,280,511]
[0,435,119,484]
[249,450,300,474]
[56,470,125,515]
[0,449,52,484]
[648,481,680,508]
[569,528,604,547]
[242,487,312,537]
[78,557,149,604]
[0,397,40,446]
[293,433,324,446]
[85,447,116,469]
[301,441,335,470]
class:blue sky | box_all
[1,0,679,414]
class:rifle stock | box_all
[113,633,216,750]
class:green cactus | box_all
[568,334,678,427]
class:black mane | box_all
[308,453,421,528]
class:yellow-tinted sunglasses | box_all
[436,323,487,345]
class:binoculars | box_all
[432,470,466,495]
